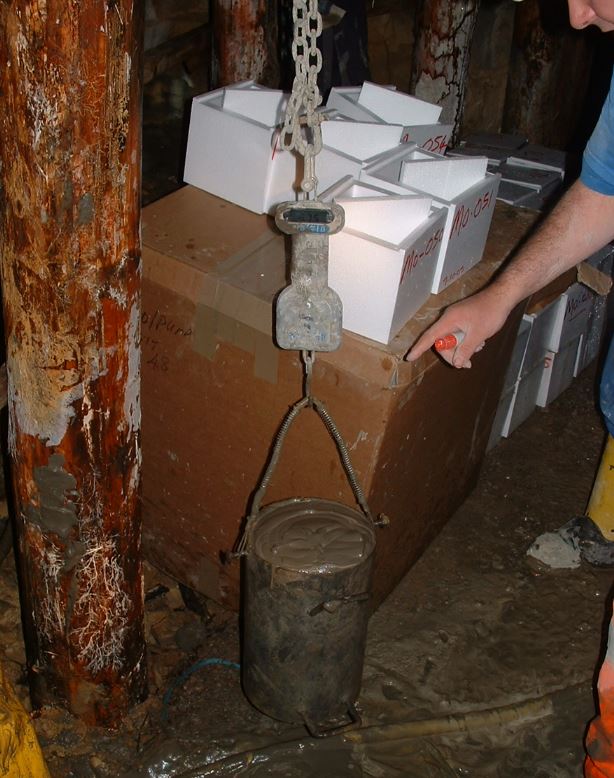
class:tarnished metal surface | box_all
[212,0,279,87]
[0,0,147,725]
[242,499,375,728]
[410,0,481,143]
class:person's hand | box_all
[405,287,512,368]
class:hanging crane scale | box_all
[275,0,344,353]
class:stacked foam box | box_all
[183,81,299,214]
[537,283,595,407]
[488,298,565,448]
[360,146,500,293]
[326,81,453,153]
[488,245,614,448]
[447,132,565,210]
[505,301,562,433]
[183,80,501,344]
[315,117,404,194]
[320,177,447,344]
[487,317,532,450]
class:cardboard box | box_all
[585,243,614,273]
[320,177,446,343]
[140,186,537,610]
[183,82,298,214]
[360,145,500,293]
[326,84,453,153]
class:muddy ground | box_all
[0,360,610,777]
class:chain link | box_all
[280,0,324,196]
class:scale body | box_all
[275,200,344,352]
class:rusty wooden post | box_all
[0,0,147,725]
[502,0,593,149]
[212,0,279,88]
[410,0,481,142]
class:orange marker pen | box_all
[434,330,465,352]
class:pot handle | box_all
[235,375,389,556]
[308,591,370,616]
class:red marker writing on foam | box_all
[434,330,465,352]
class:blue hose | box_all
[162,658,241,722]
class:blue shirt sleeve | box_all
[581,70,614,195]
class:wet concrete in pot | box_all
[0,359,609,776]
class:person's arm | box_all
[406,180,614,368]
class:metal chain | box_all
[280,0,323,196]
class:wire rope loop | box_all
[235,352,377,557]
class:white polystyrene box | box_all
[326,85,453,153]
[400,155,489,201]
[546,283,595,353]
[326,86,383,122]
[488,317,532,449]
[495,312,556,441]
[183,84,298,214]
[320,178,445,343]
[313,147,364,195]
[314,125,404,196]
[222,84,288,125]
[521,300,563,377]
[358,81,442,126]
[487,386,515,450]
[536,335,583,408]
[360,145,499,293]
[502,361,543,437]
[321,119,403,160]
[502,317,532,394]
[574,335,585,378]
[330,179,432,245]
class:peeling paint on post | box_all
[0,0,147,725]
[410,0,481,143]
[212,0,279,88]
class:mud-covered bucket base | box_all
[242,498,376,728]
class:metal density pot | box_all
[242,496,376,735]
